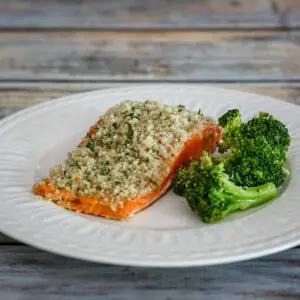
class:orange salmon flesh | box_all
[34,125,221,220]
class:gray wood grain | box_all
[0,246,299,300]
[1,30,300,81]
[0,82,300,108]
[0,2,299,298]
[0,0,299,29]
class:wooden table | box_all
[0,1,300,299]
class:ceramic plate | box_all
[0,85,299,267]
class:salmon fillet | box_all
[34,100,221,220]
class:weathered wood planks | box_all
[0,0,299,29]
[0,246,299,299]
[0,30,300,81]
[0,1,300,298]
[0,82,300,109]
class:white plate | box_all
[0,85,299,267]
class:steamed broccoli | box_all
[225,136,289,187]
[218,110,291,187]
[241,112,291,154]
[218,109,242,128]
[217,109,242,153]
[173,166,192,196]
[172,109,291,224]
[185,158,277,223]
[173,160,202,196]
[173,152,213,197]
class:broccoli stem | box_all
[221,178,277,211]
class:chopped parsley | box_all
[112,122,119,129]
[86,141,96,150]
[125,123,134,145]
[99,167,110,175]
[148,178,158,187]
[125,107,141,120]
[126,112,140,120]
[177,105,185,112]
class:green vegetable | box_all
[112,122,119,129]
[86,141,96,150]
[184,156,277,223]
[218,110,291,187]
[100,167,110,175]
[225,136,289,187]
[148,178,158,187]
[177,105,185,112]
[125,107,141,120]
[217,109,242,153]
[241,112,291,154]
[173,109,291,224]
[173,162,198,196]
[126,124,134,144]
[173,153,212,197]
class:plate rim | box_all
[1,223,300,267]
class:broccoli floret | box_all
[241,112,291,153]
[225,136,289,187]
[185,162,277,223]
[218,109,242,129]
[173,167,192,196]
[173,152,213,197]
[173,160,202,196]
[217,110,291,187]
[172,109,290,224]
[217,109,242,153]
[198,151,213,168]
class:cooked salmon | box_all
[34,100,221,220]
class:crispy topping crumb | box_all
[49,100,215,205]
